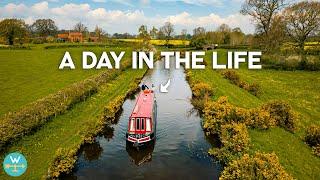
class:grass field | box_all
[0,45,132,116]
[190,49,320,179]
[0,65,146,179]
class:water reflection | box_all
[82,142,103,161]
[126,141,155,166]
[69,59,222,179]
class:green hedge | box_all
[0,62,132,150]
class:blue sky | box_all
[0,0,254,34]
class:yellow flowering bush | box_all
[220,152,293,180]
[209,123,250,164]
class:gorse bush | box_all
[221,70,262,96]
[220,152,293,180]
[261,101,297,132]
[48,147,78,179]
[191,82,214,98]
[209,123,250,164]
[305,125,320,156]
[103,96,125,123]
[305,125,320,146]
[0,61,132,150]
[203,97,297,134]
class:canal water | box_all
[67,59,221,179]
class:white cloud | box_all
[31,1,49,15]
[0,2,254,34]
[92,0,107,2]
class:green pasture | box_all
[191,49,320,179]
[0,67,146,179]
[0,44,132,116]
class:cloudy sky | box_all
[0,0,256,35]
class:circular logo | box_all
[3,152,27,177]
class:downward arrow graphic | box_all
[160,79,171,93]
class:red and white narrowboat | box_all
[126,88,157,147]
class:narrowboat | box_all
[126,87,157,147]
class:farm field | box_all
[0,45,132,116]
[117,38,190,46]
[190,49,320,179]
[0,65,146,179]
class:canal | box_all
[67,59,221,179]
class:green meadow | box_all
[0,45,132,116]
[191,49,320,179]
[0,44,146,179]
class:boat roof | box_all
[130,90,154,118]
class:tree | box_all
[138,25,150,40]
[150,26,158,39]
[94,25,105,41]
[230,27,245,46]
[283,1,320,66]
[74,22,88,33]
[241,0,286,51]
[160,22,174,47]
[217,24,231,44]
[31,19,58,37]
[0,19,27,45]
[193,27,205,36]
[181,29,187,40]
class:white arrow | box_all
[160,79,171,93]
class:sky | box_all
[0,0,256,35]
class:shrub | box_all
[191,82,214,98]
[247,108,276,130]
[103,96,125,123]
[209,123,250,164]
[220,152,293,180]
[221,70,262,96]
[305,125,320,147]
[48,147,78,179]
[221,70,241,85]
[261,101,297,132]
[312,145,320,157]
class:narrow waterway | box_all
[67,59,221,179]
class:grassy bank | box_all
[0,67,146,179]
[0,45,132,116]
[189,49,320,179]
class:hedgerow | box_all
[221,70,262,96]
[209,123,250,164]
[220,152,293,180]
[47,78,145,178]
[0,61,132,150]
[203,97,297,134]
[305,125,320,157]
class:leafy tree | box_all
[160,22,174,47]
[283,1,320,67]
[241,0,286,51]
[149,26,158,39]
[0,19,28,45]
[217,24,231,44]
[31,19,58,37]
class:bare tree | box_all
[160,22,174,47]
[193,27,205,36]
[94,25,105,41]
[283,1,320,63]
[74,22,88,33]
